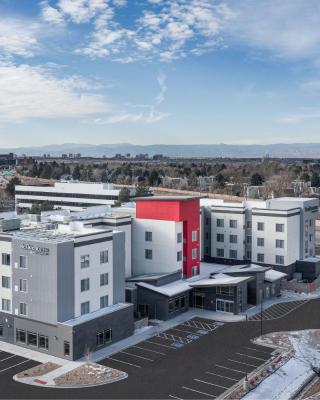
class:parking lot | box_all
[249,299,308,321]
[0,350,38,378]
[168,343,273,399]
[99,318,224,371]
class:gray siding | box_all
[57,242,75,322]
[112,231,126,304]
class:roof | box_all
[135,195,202,201]
[127,270,181,282]
[221,264,270,274]
[189,273,252,288]
[136,280,192,297]
[61,303,132,327]
[264,269,287,282]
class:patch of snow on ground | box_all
[243,357,313,400]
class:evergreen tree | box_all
[72,165,81,180]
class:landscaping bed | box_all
[16,362,60,378]
[54,362,127,387]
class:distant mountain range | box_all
[2,142,320,158]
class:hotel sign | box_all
[21,243,50,256]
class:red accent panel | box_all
[136,199,200,278]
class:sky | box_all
[1,0,320,147]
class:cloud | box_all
[0,62,110,122]
[155,72,167,104]
[44,0,234,62]
[224,0,320,61]
[0,19,39,57]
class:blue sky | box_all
[1,0,320,147]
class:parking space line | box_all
[194,378,228,390]
[0,359,30,373]
[168,395,183,400]
[132,345,165,355]
[120,351,153,361]
[215,364,245,375]
[146,340,176,350]
[206,371,238,382]
[182,386,216,398]
[171,327,200,335]
[236,352,268,361]
[108,357,141,368]
[245,347,271,355]
[228,358,259,368]
[0,355,17,363]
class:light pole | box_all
[260,289,263,337]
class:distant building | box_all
[15,182,136,211]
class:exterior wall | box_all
[12,238,61,325]
[137,287,189,320]
[132,219,183,276]
[210,207,246,262]
[57,242,75,322]
[0,237,13,315]
[71,304,134,360]
[135,198,200,278]
[74,236,114,317]
[251,211,300,268]
[0,311,14,343]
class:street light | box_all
[260,288,263,336]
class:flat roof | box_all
[221,264,270,274]
[135,195,202,201]
[61,303,132,327]
[264,270,287,282]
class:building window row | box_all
[1,276,10,289]
[16,329,49,350]
[1,298,11,312]
[1,253,10,266]
[81,251,109,269]
[168,295,187,314]
[96,329,112,347]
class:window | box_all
[276,223,284,233]
[257,238,264,247]
[216,287,233,296]
[177,251,182,262]
[216,219,224,227]
[100,273,109,286]
[64,341,70,356]
[1,253,10,266]
[27,331,37,347]
[309,234,313,242]
[81,301,90,315]
[145,231,152,242]
[257,222,264,231]
[16,329,26,343]
[247,221,252,229]
[1,299,11,312]
[276,239,284,249]
[19,302,27,316]
[0,324,3,337]
[217,233,224,243]
[216,248,224,257]
[38,335,49,350]
[247,235,252,244]
[19,255,27,269]
[80,254,90,269]
[97,331,104,347]
[19,279,27,292]
[100,295,109,309]
[192,248,198,260]
[192,230,198,242]
[192,266,198,276]
[229,234,237,244]
[247,250,252,260]
[80,278,90,292]
[1,276,10,289]
[145,249,152,260]
[104,328,112,343]
[100,250,108,264]
[230,220,237,228]
[177,232,182,243]
[275,255,285,265]
[257,253,265,263]
[229,250,237,259]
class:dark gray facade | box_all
[136,286,190,320]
